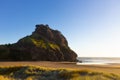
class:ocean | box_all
[77,57,120,65]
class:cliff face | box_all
[0,24,77,61]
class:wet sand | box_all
[0,61,120,74]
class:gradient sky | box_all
[0,0,120,57]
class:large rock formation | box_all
[0,24,77,61]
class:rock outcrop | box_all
[0,24,77,61]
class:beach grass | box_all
[0,65,120,80]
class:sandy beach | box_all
[0,61,120,74]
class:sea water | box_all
[77,57,120,65]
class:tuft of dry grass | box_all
[0,75,11,80]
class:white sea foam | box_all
[76,57,120,65]
[76,62,108,65]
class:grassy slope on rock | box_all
[0,65,120,80]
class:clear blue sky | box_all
[0,0,120,57]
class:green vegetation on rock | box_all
[31,38,47,49]
[31,38,60,50]
[48,43,60,50]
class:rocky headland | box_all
[0,24,77,61]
